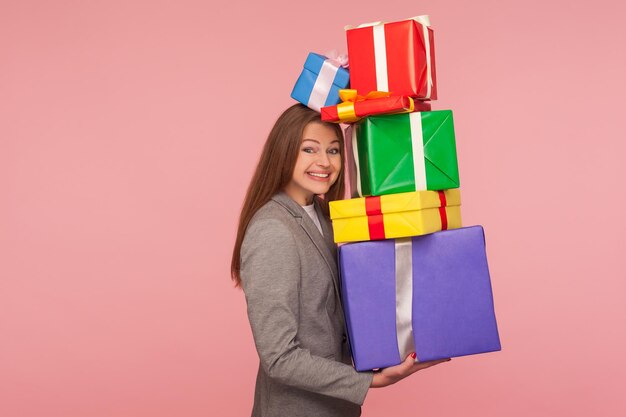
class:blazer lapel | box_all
[315,199,338,260]
[314,199,348,327]
[271,193,341,296]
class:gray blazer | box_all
[240,192,373,417]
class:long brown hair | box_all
[230,104,345,286]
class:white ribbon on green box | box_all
[352,112,430,197]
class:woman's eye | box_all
[302,147,315,154]
[328,148,340,155]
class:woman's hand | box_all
[370,353,451,388]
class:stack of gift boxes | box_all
[291,15,501,371]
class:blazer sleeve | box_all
[240,217,373,405]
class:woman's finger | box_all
[412,358,451,372]
[400,352,417,371]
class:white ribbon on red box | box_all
[345,15,433,99]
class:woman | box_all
[231,104,448,417]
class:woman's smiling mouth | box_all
[307,171,330,180]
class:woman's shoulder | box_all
[243,197,298,247]
[240,198,302,268]
[249,198,292,227]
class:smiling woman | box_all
[230,105,345,262]
[284,123,342,206]
[230,104,445,417]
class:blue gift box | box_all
[291,52,350,112]
[339,226,501,371]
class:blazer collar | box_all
[271,191,305,218]
[271,192,340,293]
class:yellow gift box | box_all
[329,189,462,243]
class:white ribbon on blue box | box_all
[291,52,350,112]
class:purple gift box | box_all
[339,225,501,371]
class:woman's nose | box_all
[316,151,331,167]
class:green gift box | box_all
[351,111,460,197]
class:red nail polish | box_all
[411,352,416,359]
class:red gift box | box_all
[320,91,431,123]
[346,15,437,100]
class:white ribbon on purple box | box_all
[395,237,418,361]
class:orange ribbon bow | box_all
[335,89,414,123]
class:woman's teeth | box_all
[308,172,329,178]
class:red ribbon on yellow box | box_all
[329,189,461,243]
[363,191,448,240]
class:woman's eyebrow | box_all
[301,139,340,144]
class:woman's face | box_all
[284,122,342,206]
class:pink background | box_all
[2,0,625,416]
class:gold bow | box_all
[336,89,414,123]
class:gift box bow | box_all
[324,49,349,68]
[334,89,414,123]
